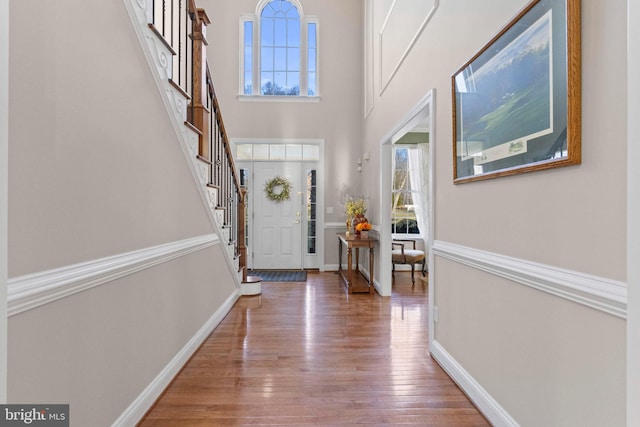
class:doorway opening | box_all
[379,89,435,341]
[235,140,324,271]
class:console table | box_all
[337,233,377,294]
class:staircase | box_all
[124,0,260,295]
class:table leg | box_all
[369,246,375,294]
[347,247,353,293]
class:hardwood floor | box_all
[139,272,490,426]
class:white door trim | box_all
[379,89,435,304]
[233,139,325,271]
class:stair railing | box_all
[149,0,248,281]
[149,0,193,98]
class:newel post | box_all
[190,5,211,160]
[237,188,248,281]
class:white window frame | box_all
[239,0,320,101]
[391,145,422,239]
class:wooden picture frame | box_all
[452,0,581,184]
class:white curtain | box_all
[408,143,429,243]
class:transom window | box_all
[235,143,319,161]
[241,0,318,98]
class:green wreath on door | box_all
[264,176,291,202]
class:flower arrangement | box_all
[344,195,367,220]
[355,222,372,232]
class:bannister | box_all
[150,0,248,281]
[189,2,211,160]
[205,65,246,278]
[150,0,193,98]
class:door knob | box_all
[293,220,301,224]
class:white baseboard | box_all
[430,340,519,427]
[323,264,382,294]
[327,260,416,272]
[392,264,419,272]
[324,264,339,272]
[112,289,241,427]
[323,263,360,272]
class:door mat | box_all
[248,270,308,282]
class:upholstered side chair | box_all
[391,239,426,287]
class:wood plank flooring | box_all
[139,272,490,426]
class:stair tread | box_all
[185,121,202,135]
[169,79,191,100]
[197,155,212,165]
[147,24,177,55]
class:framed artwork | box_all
[452,0,581,184]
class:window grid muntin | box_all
[307,22,317,95]
[307,169,317,254]
[236,143,320,161]
[243,21,254,95]
[239,168,250,246]
[392,146,420,235]
[260,1,301,95]
[241,3,318,98]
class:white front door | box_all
[253,162,303,269]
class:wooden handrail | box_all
[206,65,242,193]
[189,5,210,160]
[188,0,199,25]
[151,0,248,281]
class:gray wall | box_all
[6,0,631,424]
[9,0,215,277]
[202,0,365,267]
[363,0,627,425]
[628,0,640,424]
[1,0,9,403]
[8,0,237,424]
[8,246,235,425]
[200,0,630,420]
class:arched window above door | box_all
[241,0,319,99]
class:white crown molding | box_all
[8,234,219,317]
[113,289,240,426]
[430,340,519,427]
[432,240,627,319]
